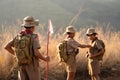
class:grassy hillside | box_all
[0,0,120,30]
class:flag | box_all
[48,19,53,35]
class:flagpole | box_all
[46,20,50,80]
[46,19,53,80]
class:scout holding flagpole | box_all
[4,16,50,80]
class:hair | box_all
[92,33,97,36]
[24,26,34,29]
[66,32,74,35]
[66,32,71,35]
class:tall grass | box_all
[0,23,120,79]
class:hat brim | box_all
[22,19,39,27]
[64,31,75,35]
[21,24,36,27]
[65,30,76,33]
[86,33,97,36]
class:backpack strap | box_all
[62,40,68,55]
[31,33,38,70]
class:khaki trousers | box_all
[18,62,41,80]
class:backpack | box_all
[14,34,36,66]
[97,39,105,60]
[57,40,68,62]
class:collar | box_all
[92,37,98,43]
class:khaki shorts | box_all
[88,59,100,76]
[65,54,76,72]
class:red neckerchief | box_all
[20,29,33,35]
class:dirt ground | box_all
[75,63,120,80]
[3,62,120,80]
[4,63,120,80]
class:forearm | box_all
[34,49,47,61]
[79,44,91,48]
[4,45,15,55]
[38,53,47,61]
[93,49,105,57]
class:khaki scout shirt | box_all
[89,38,103,59]
[65,38,81,54]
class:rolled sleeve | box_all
[33,35,41,49]
[69,39,81,49]
[96,40,103,50]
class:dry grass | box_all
[0,24,120,80]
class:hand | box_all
[45,56,50,62]
[89,53,94,59]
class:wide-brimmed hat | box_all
[86,28,97,36]
[65,26,76,33]
[22,16,39,27]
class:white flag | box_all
[48,19,54,35]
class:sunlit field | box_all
[0,23,120,80]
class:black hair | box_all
[66,32,72,35]
[92,33,97,36]
[24,26,34,29]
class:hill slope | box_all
[0,0,120,30]
[52,0,120,29]
[0,0,73,27]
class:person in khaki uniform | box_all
[4,16,50,80]
[86,28,105,80]
[64,26,90,80]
